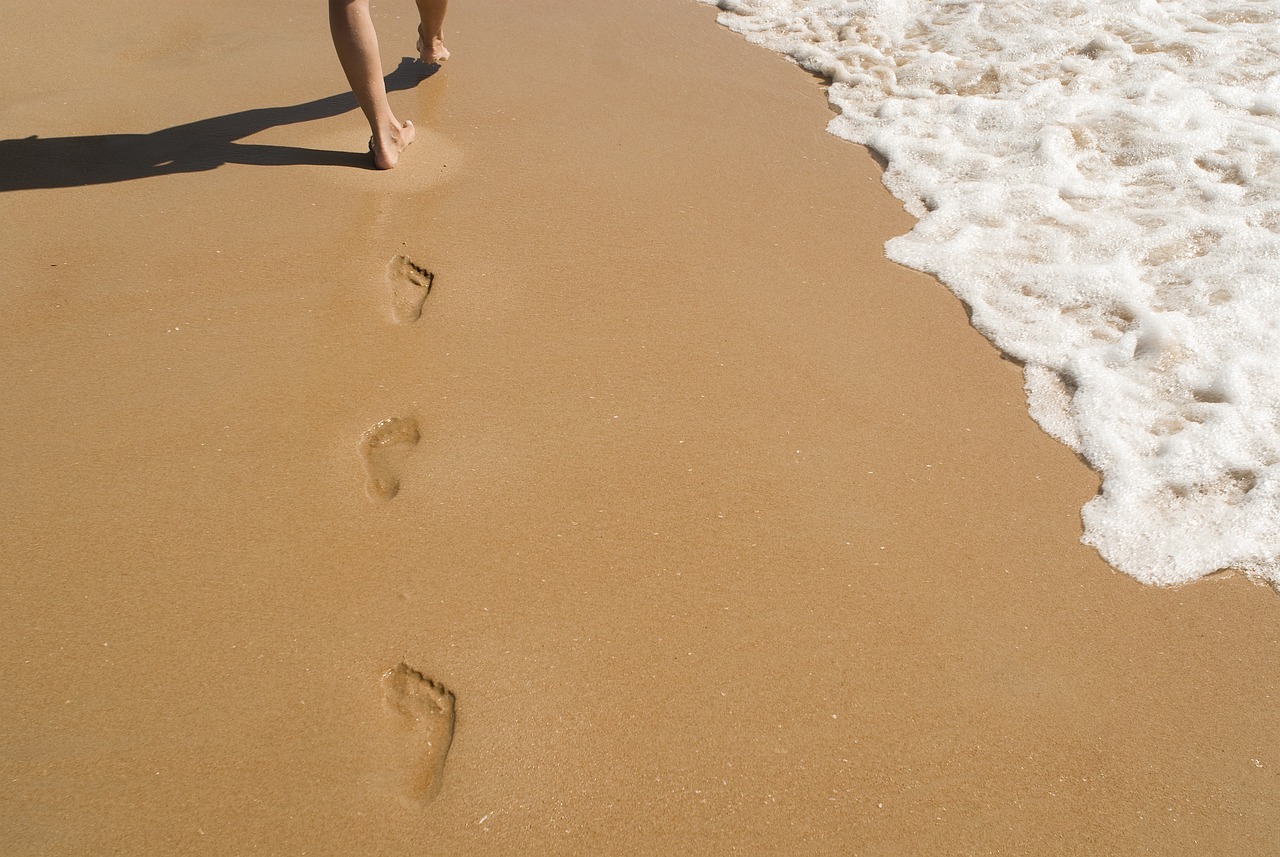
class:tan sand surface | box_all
[2,0,1278,853]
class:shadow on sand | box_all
[0,59,437,193]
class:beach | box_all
[2,0,1278,853]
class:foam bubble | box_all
[701,0,1280,586]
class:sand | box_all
[2,0,1278,853]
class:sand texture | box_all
[2,0,1278,854]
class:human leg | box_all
[329,0,416,169]
[414,0,450,64]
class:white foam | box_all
[700,0,1280,586]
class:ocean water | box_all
[698,0,1280,586]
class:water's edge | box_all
[696,0,1280,588]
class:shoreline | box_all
[2,0,1278,853]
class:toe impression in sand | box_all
[387,255,434,324]
[360,417,420,500]
[382,662,456,804]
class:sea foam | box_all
[699,0,1280,586]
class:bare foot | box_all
[417,25,450,64]
[371,118,416,170]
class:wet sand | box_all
[2,0,1278,853]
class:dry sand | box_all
[2,0,1278,853]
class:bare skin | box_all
[417,0,451,64]
[328,0,449,170]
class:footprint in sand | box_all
[382,662,456,803]
[387,255,434,324]
[360,417,420,500]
